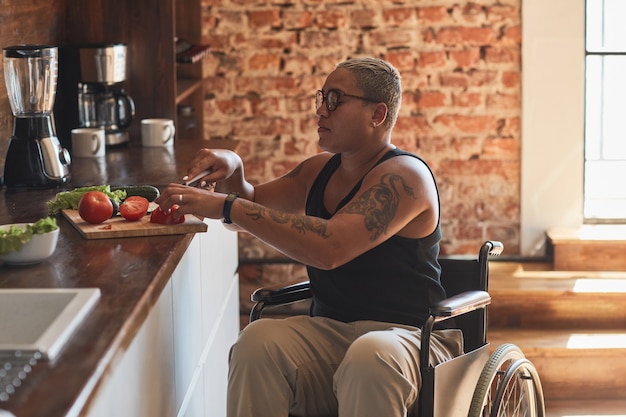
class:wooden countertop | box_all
[0,139,237,417]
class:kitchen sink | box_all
[0,288,100,361]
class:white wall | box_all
[521,0,585,256]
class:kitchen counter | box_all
[0,138,239,416]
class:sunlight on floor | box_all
[573,278,626,292]
[567,333,626,349]
[547,400,626,417]
[508,265,626,282]
[579,224,626,240]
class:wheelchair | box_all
[249,241,545,417]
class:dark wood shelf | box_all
[63,0,208,142]
[176,77,203,104]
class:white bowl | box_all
[0,223,60,265]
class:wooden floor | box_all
[546,399,626,416]
[489,261,626,416]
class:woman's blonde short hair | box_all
[336,57,402,129]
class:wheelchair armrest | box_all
[430,290,491,321]
[420,290,491,370]
[251,280,312,306]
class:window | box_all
[585,0,626,222]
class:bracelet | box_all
[222,192,239,224]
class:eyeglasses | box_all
[315,89,377,112]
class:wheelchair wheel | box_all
[467,343,545,417]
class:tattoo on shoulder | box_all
[340,173,416,241]
[239,199,331,239]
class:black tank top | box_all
[305,148,445,327]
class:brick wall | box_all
[199,0,521,297]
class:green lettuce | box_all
[47,185,126,215]
[0,217,58,255]
[29,216,58,234]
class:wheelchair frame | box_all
[249,241,545,417]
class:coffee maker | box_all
[2,45,71,188]
[55,43,135,148]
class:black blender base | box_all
[3,138,70,189]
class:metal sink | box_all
[0,288,100,361]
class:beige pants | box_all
[227,315,463,417]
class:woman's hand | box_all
[155,183,226,221]
[182,148,243,189]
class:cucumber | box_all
[109,198,119,217]
[111,185,160,202]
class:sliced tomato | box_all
[150,204,185,225]
[119,196,150,221]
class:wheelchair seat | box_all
[249,241,545,417]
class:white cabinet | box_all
[86,219,239,417]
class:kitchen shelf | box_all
[174,0,206,140]
[176,78,203,104]
[63,0,209,142]
[176,39,211,63]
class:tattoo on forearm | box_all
[289,217,330,238]
[340,173,415,241]
[239,199,331,239]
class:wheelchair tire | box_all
[467,343,545,417]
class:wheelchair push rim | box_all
[467,343,545,417]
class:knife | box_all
[182,169,212,187]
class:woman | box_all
[155,57,463,417]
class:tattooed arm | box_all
[157,154,437,269]
[340,172,416,241]
[223,156,438,269]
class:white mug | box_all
[141,118,176,147]
[71,128,105,158]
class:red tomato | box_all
[78,191,114,224]
[150,204,185,225]
[119,196,150,221]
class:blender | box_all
[3,45,71,188]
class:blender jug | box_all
[4,46,57,115]
[3,45,71,188]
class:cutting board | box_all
[62,209,208,239]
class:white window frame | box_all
[583,0,626,222]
